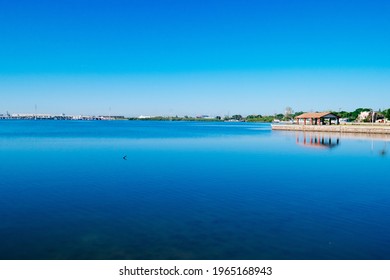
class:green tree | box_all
[293,111,304,118]
[350,108,372,121]
[275,113,284,120]
[383,109,390,120]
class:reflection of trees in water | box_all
[296,132,340,149]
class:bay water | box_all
[0,120,389,259]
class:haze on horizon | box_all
[1,0,389,117]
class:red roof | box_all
[295,112,339,119]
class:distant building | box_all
[356,111,384,123]
[357,111,371,122]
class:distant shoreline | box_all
[0,117,272,123]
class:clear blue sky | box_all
[1,0,389,116]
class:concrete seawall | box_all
[272,124,390,134]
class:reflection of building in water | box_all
[296,132,340,149]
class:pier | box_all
[272,123,390,135]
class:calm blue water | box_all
[0,120,389,260]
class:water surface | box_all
[0,120,389,259]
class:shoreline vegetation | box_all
[128,115,276,122]
[0,114,273,122]
[1,107,390,124]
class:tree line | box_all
[125,107,390,123]
[333,108,390,122]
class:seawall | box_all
[271,124,390,134]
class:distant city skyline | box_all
[1,0,389,116]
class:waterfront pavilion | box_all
[295,112,340,125]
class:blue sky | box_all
[1,0,389,116]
